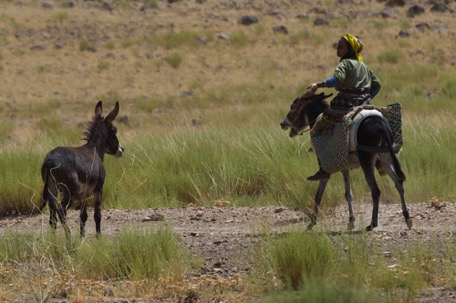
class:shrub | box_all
[165,52,182,68]
[76,225,189,280]
[267,232,334,289]
[79,38,90,51]
[97,60,110,71]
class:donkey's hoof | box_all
[406,218,413,229]
[307,222,316,231]
[347,221,355,231]
[365,224,376,232]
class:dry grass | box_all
[1,0,454,151]
[0,0,455,301]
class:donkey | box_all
[280,92,412,231]
[40,101,124,237]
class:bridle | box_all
[289,94,317,135]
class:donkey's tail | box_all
[40,165,54,211]
[40,173,49,211]
[383,119,406,183]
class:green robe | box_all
[333,59,381,92]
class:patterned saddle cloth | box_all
[310,103,403,174]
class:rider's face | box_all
[337,39,349,58]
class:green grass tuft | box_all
[76,225,189,280]
[164,52,182,68]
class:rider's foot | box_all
[307,169,330,181]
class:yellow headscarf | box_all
[343,33,363,61]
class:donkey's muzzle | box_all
[116,145,125,157]
[289,128,298,138]
[280,119,290,130]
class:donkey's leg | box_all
[307,178,329,230]
[79,199,88,238]
[378,154,412,229]
[93,189,103,236]
[44,181,59,229]
[47,193,58,230]
[341,170,355,230]
[358,152,381,231]
[58,190,73,238]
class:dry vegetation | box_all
[0,0,456,302]
[1,0,453,149]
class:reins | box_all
[292,94,324,135]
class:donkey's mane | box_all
[307,93,331,108]
[83,114,104,142]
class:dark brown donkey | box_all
[40,101,124,237]
[280,93,412,231]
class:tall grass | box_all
[76,225,189,280]
[254,230,456,302]
[257,280,383,303]
[103,125,342,210]
[266,231,335,290]
[1,91,455,215]
[0,150,42,215]
[401,116,456,201]
[0,225,190,301]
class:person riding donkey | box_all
[306,33,382,181]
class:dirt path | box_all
[1,201,455,302]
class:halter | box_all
[290,93,319,135]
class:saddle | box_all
[311,103,403,174]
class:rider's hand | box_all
[307,83,318,96]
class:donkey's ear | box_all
[95,101,103,117]
[105,101,119,122]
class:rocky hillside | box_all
[0,0,454,147]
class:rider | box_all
[306,33,382,181]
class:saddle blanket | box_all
[310,103,403,174]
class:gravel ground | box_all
[1,201,455,302]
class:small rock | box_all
[274,208,285,214]
[30,45,46,51]
[309,7,327,14]
[192,118,203,126]
[273,25,288,35]
[141,213,164,222]
[385,0,405,7]
[196,37,207,45]
[313,17,329,26]
[238,16,259,26]
[430,3,452,13]
[373,7,399,18]
[217,33,230,40]
[431,25,447,31]
[431,201,446,210]
[103,288,114,297]
[101,2,113,11]
[416,22,431,31]
[407,5,425,18]
[118,115,129,126]
[179,90,193,96]
[398,30,410,37]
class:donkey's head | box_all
[280,92,331,137]
[93,101,124,157]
